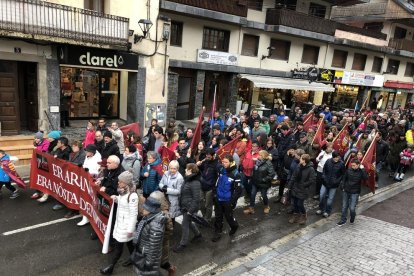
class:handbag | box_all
[280,189,290,206]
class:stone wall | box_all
[46,58,60,131]
[228,73,239,114]
[127,69,146,134]
[167,71,178,121]
[194,70,205,118]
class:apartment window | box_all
[241,34,259,57]
[372,56,383,73]
[363,22,384,33]
[248,0,263,11]
[269,39,291,61]
[405,62,414,77]
[352,53,367,71]
[394,26,407,39]
[202,27,230,52]
[331,50,348,68]
[309,3,326,18]
[170,21,183,47]
[301,45,319,64]
[84,0,104,13]
[387,59,400,75]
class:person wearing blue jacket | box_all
[0,150,19,199]
[140,151,163,198]
[209,111,225,132]
[212,154,241,242]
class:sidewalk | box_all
[198,177,414,276]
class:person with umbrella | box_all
[173,163,202,253]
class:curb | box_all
[190,177,414,276]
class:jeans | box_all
[250,184,269,207]
[341,192,359,222]
[214,200,238,233]
[319,185,337,214]
[292,196,306,214]
[180,212,200,246]
[200,190,213,222]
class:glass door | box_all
[99,70,119,118]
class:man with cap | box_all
[100,171,138,274]
[131,195,166,276]
[296,132,312,155]
[316,151,345,218]
[101,131,120,160]
[94,130,105,155]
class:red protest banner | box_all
[29,150,112,243]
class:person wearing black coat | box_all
[244,150,275,215]
[316,152,345,217]
[173,163,202,253]
[198,149,219,223]
[276,125,295,164]
[175,138,191,176]
[101,132,121,160]
[288,154,316,225]
[94,130,105,155]
[54,137,72,161]
[338,159,368,226]
[275,148,295,202]
[99,155,125,196]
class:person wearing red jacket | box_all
[83,120,96,147]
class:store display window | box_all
[60,67,119,118]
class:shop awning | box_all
[240,74,335,92]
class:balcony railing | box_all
[336,23,387,40]
[0,0,129,47]
[266,8,336,36]
[166,0,248,17]
[331,3,388,20]
[389,38,414,52]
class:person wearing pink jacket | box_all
[83,120,96,147]
[34,131,50,152]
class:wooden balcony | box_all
[266,8,336,36]
[0,0,129,47]
[389,38,414,52]
[166,0,248,17]
[331,2,388,20]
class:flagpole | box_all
[332,122,348,144]
[311,114,325,146]
[361,132,378,164]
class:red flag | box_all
[210,85,217,126]
[361,136,377,193]
[303,112,314,132]
[217,137,239,161]
[159,146,176,172]
[1,159,26,189]
[332,124,350,156]
[190,107,205,152]
[120,122,141,146]
[312,118,325,146]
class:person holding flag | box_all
[337,159,368,226]
[0,150,23,199]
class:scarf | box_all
[132,213,158,245]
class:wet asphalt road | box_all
[0,168,411,276]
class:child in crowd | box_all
[395,146,414,181]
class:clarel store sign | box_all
[58,46,139,71]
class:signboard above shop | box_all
[58,46,139,71]
[197,49,238,66]
[334,70,383,87]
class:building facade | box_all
[0,0,169,135]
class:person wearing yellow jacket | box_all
[405,124,414,145]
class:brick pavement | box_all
[234,216,414,276]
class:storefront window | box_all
[328,85,359,110]
[60,67,119,118]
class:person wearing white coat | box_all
[100,171,138,275]
[77,144,102,226]
[158,160,184,219]
[313,144,333,200]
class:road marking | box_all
[2,215,81,236]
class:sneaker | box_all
[77,216,90,226]
[350,217,355,224]
[322,212,329,218]
[52,204,64,211]
[172,244,186,253]
[9,191,19,199]
[229,225,238,236]
[31,192,40,199]
[316,210,323,215]
[37,194,49,203]
[337,220,347,227]
[191,234,202,243]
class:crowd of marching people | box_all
[2,101,414,275]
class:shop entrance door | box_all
[0,60,19,135]
[176,77,192,120]
[19,62,38,132]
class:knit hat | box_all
[85,144,97,154]
[34,131,44,140]
[142,196,161,214]
[48,130,61,140]
[118,171,134,187]
[103,130,112,139]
